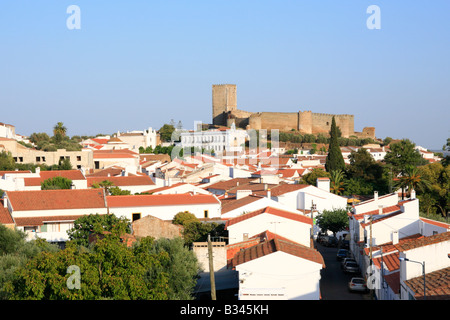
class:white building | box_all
[106,193,221,222]
[225,206,313,247]
[179,123,247,155]
[230,237,325,300]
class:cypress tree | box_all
[325,117,345,172]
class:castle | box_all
[212,84,375,139]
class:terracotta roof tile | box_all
[0,202,14,224]
[6,189,106,211]
[87,175,155,187]
[14,215,87,227]
[230,237,325,269]
[404,266,450,300]
[106,193,220,208]
[225,206,312,228]
[24,170,86,186]
[395,231,450,252]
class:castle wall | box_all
[249,112,299,131]
[311,113,354,137]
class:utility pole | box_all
[311,201,316,248]
[208,234,216,300]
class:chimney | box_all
[410,189,416,199]
[3,194,7,208]
[392,231,399,245]
[316,177,330,192]
[267,188,271,199]
[374,191,379,202]
[36,167,40,175]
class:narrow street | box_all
[316,241,372,300]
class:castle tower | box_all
[212,84,237,126]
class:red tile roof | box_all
[230,237,325,269]
[384,271,400,294]
[220,194,265,214]
[6,189,107,211]
[0,201,14,224]
[24,170,86,186]
[394,231,450,252]
[106,193,220,208]
[87,175,155,187]
[225,206,312,228]
[14,215,87,227]
[404,266,450,300]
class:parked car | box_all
[336,249,349,260]
[341,239,350,249]
[318,234,329,245]
[341,257,356,269]
[324,236,338,247]
[348,277,368,292]
[343,261,360,274]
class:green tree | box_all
[53,122,67,143]
[148,237,200,300]
[316,208,349,237]
[0,225,59,299]
[7,236,170,300]
[325,117,345,172]
[158,124,176,142]
[384,139,427,175]
[91,180,115,195]
[0,151,16,171]
[41,176,73,190]
[330,170,345,195]
[67,214,131,247]
[393,164,431,199]
[300,168,331,185]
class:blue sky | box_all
[0,1,449,149]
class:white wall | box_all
[227,212,311,247]
[109,203,221,222]
[236,251,322,300]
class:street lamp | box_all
[399,257,426,300]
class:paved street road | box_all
[316,242,371,300]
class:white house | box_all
[179,123,247,155]
[3,189,108,243]
[106,193,221,222]
[230,237,325,300]
[264,178,348,214]
[220,193,304,220]
[398,231,450,300]
[225,206,313,247]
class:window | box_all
[36,156,41,162]
[42,157,46,162]
[204,210,209,218]
[95,161,100,169]
[77,156,82,161]
[132,213,141,222]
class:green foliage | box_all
[330,170,345,195]
[300,168,330,185]
[0,226,60,299]
[172,211,226,245]
[6,237,170,300]
[67,214,131,247]
[159,124,176,142]
[109,187,131,196]
[0,151,16,171]
[325,117,345,172]
[41,176,73,190]
[316,208,349,236]
[384,139,427,175]
[416,162,449,216]
[148,237,200,300]
[345,148,389,194]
